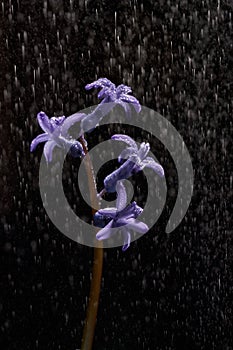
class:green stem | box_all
[80,138,103,350]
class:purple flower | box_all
[85,78,116,101]
[30,111,86,162]
[81,78,141,132]
[103,155,139,193]
[102,134,164,193]
[94,181,148,251]
[112,134,164,176]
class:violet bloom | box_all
[94,181,148,251]
[81,78,141,132]
[30,111,86,162]
[102,134,164,193]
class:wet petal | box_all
[122,229,131,251]
[111,134,138,150]
[117,100,132,119]
[116,84,132,95]
[120,95,141,113]
[96,220,114,240]
[98,86,116,100]
[118,147,136,163]
[37,111,53,133]
[104,155,138,193]
[131,102,141,114]
[61,112,86,137]
[116,181,127,211]
[138,142,150,160]
[140,157,164,177]
[85,78,115,90]
[30,133,49,152]
[43,140,57,163]
[125,218,149,234]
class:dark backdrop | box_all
[0,0,232,349]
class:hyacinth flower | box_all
[99,134,164,194]
[81,78,141,132]
[30,111,86,162]
[112,134,165,175]
[94,181,149,251]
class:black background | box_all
[0,0,232,349]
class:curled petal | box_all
[96,220,114,241]
[118,147,136,163]
[37,111,53,133]
[116,181,127,211]
[104,155,138,193]
[111,134,138,150]
[131,102,141,114]
[140,157,164,177]
[138,142,150,160]
[98,87,116,100]
[43,140,57,163]
[30,133,49,152]
[85,78,115,90]
[117,100,132,119]
[125,218,149,234]
[61,113,86,137]
[122,229,131,251]
[116,84,132,95]
[120,94,141,113]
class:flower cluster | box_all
[30,78,164,250]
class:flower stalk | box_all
[79,138,103,350]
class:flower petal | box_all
[104,155,138,193]
[85,78,115,90]
[120,94,141,113]
[96,220,114,240]
[116,181,127,211]
[98,86,116,100]
[138,142,150,160]
[118,147,136,163]
[43,140,57,163]
[140,157,164,177]
[117,100,132,119]
[30,133,49,152]
[37,111,53,133]
[111,134,138,150]
[116,84,132,95]
[51,116,66,127]
[117,201,143,221]
[93,212,113,228]
[122,229,131,251]
[61,113,86,137]
[125,218,149,234]
[81,102,113,133]
[98,208,117,218]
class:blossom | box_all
[102,134,164,193]
[81,78,141,132]
[30,111,86,162]
[103,155,139,193]
[94,181,148,251]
